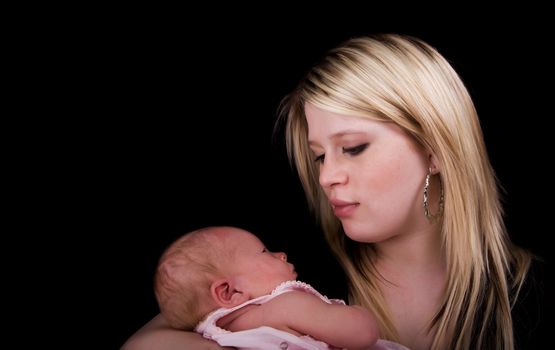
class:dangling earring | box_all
[423,167,444,222]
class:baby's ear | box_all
[211,278,249,308]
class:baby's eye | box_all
[343,143,369,156]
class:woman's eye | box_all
[343,143,369,156]
[314,154,325,163]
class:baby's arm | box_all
[121,314,233,350]
[236,291,379,350]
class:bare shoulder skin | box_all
[121,314,232,350]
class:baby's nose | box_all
[276,252,287,262]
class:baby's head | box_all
[154,226,297,330]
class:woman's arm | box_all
[121,314,233,350]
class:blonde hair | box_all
[280,34,531,349]
[154,228,231,330]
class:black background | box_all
[30,14,552,349]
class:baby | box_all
[155,226,408,350]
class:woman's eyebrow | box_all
[308,131,367,146]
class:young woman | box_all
[122,34,549,350]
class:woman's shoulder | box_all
[512,257,554,348]
[121,314,224,350]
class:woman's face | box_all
[305,103,430,242]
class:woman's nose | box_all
[319,158,348,188]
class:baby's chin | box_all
[275,277,298,289]
[282,275,297,284]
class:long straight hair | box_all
[280,34,531,349]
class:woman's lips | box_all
[331,200,359,218]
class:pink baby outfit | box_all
[195,280,410,350]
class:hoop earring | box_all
[423,167,444,222]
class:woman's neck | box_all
[373,224,447,350]
[374,224,445,280]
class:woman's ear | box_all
[211,278,249,308]
[428,152,440,174]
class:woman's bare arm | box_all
[121,314,233,350]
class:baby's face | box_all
[227,229,297,297]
